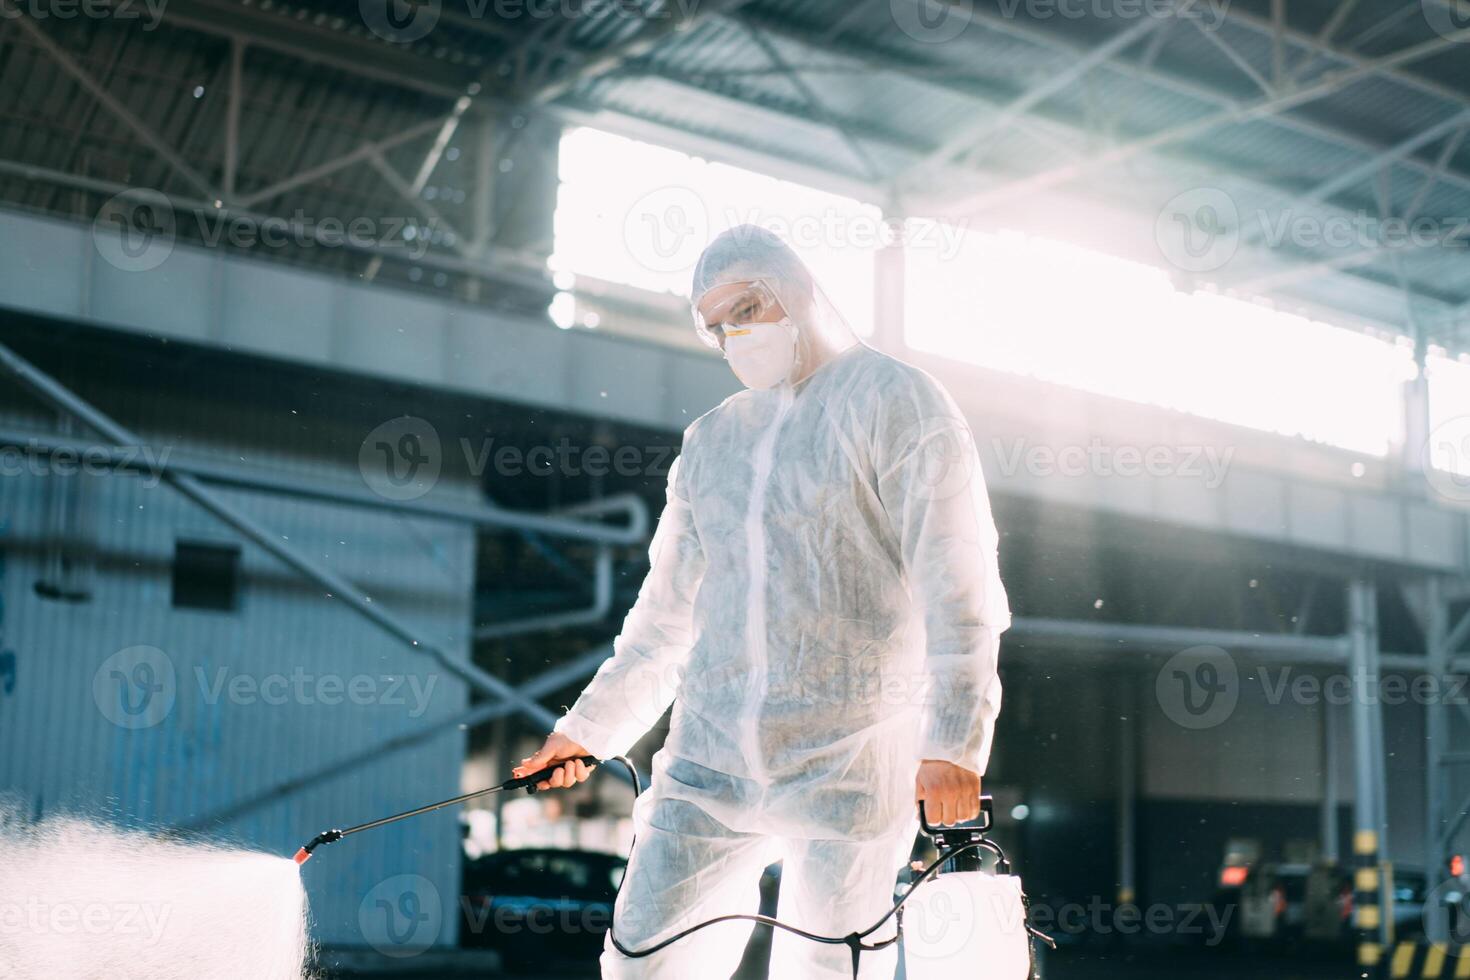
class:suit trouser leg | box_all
[767,823,917,980]
[601,797,776,980]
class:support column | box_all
[1397,331,1431,492]
[464,115,497,305]
[1117,674,1137,910]
[1426,577,1451,943]
[1322,699,1340,864]
[873,214,906,353]
[1349,579,1387,976]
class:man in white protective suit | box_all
[514,225,1010,979]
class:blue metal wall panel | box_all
[0,399,477,949]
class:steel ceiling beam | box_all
[5,3,218,199]
[1191,14,1275,97]
[742,22,883,182]
[522,0,758,106]
[1234,1,1470,115]
[898,8,1173,181]
[930,24,1470,216]
[234,117,450,209]
[619,39,1469,324]
[223,39,244,200]
[158,0,473,100]
[896,1,1470,201]
[1235,108,1470,254]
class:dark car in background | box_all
[459,848,626,969]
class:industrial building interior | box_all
[2,0,1470,977]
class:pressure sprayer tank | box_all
[902,803,1035,980]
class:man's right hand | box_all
[513,732,593,791]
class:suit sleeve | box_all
[873,373,1010,776]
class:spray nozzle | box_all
[293,829,343,865]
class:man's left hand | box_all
[915,759,981,826]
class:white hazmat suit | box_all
[554,226,1010,979]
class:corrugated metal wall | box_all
[0,336,480,949]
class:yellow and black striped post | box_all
[1385,941,1470,978]
[1357,829,1384,978]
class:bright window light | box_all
[551,127,880,335]
[905,226,1416,456]
[1428,353,1470,479]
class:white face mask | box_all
[723,318,798,389]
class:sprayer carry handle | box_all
[918,795,994,838]
[508,754,600,794]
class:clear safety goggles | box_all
[691,279,785,350]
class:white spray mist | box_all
[0,813,312,979]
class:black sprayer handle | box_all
[918,794,994,837]
[510,754,601,794]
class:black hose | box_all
[598,755,1026,976]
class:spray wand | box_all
[291,754,598,865]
